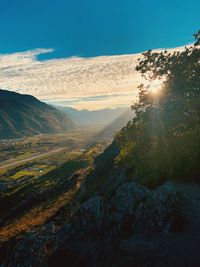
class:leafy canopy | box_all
[116,31,200,186]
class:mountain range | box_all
[54,105,134,127]
[0,89,76,139]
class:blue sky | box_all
[0,0,199,110]
[0,0,199,59]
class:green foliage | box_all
[0,155,89,224]
[116,31,200,186]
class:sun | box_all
[149,79,163,95]
[151,86,161,95]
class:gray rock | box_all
[72,196,104,233]
[116,234,167,267]
[134,182,177,232]
[49,240,101,267]
[6,226,56,267]
[110,182,150,216]
[55,223,73,249]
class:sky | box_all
[0,0,199,109]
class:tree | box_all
[116,32,200,186]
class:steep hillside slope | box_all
[0,89,76,139]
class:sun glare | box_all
[151,86,161,95]
[149,79,163,95]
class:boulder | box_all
[134,182,177,232]
[110,182,150,216]
[72,196,104,234]
[5,223,57,267]
[54,223,73,250]
[49,240,101,267]
[114,234,160,267]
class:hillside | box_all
[0,89,76,139]
[1,142,200,267]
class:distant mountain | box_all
[0,89,76,139]
[87,108,135,144]
[53,106,134,127]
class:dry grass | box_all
[0,175,83,242]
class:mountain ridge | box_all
[0,89,76,139]
[53,105,134,127]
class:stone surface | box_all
[134,182,177,232]
[5,223,56,267]
[110,182,150,215]
[72,196,104,233]
[1,182,187,267]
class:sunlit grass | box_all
[11,170,37,180]
[0,171,85,242]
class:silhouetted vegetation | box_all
[116,31,200,186]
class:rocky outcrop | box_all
[72,196,104,234]
[1,182,181,267]
[134,182,177,233]
[110,182,150,215]
[3,223,56,267]
[54,182,179,267]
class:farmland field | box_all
[0,127,112,234]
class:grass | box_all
[0,135,108,243]
[0,151,82,180]
[0,154,90,226]
[11,170,37,180]
[0,175,83,241]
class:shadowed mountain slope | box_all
[0,89,76,139]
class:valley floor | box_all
[0,129,110,237]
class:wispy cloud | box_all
[0,47,185,110]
